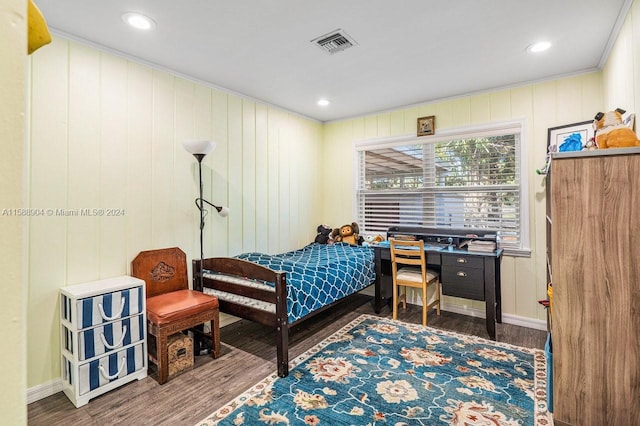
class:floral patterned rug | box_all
[197,314,552,425]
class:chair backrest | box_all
[131,247,188,299]
[390,239,426,272]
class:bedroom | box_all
[2,0,639,424]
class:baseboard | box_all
[501,313,547,331]
[434,303,547,331]
[27,379,63,404]
[402,292,547,331]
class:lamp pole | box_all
[195,153,206,262]
[194,153,206,292]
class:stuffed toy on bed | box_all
[314,224,333,244]
[593,108,640,149]
[331,222,364,245]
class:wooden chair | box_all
[390,239,441,326]
[131,247,220,384]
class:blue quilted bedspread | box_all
[235,243,376,323]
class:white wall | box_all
[321,73,604,323]
[26,36,323,388]
[0,0,27,423]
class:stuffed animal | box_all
[314,224,333,244]
[363,234,385,245]
[331,222,364,245]
[593,108,640,149]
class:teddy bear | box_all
[314,224,333,244]
[331,222,364,245]
[593,108,640,149]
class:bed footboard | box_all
[193,258,290,376]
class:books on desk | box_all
[467,240,497,253]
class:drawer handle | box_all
[100,326,128,350]
[98,298,126,321]
[98,357,127,380]
[456,258,467,263]
[457,271,467,277]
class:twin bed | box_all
[192,242,377,377]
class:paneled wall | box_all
[321,73,603,322]
[27,37,323,387]
[603,0,640,115]
[1,0,27,422]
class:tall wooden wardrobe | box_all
[548,147,639,425]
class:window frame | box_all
[353,119,531,257]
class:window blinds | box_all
[356,132,521,249]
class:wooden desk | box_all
[373,245,503,340]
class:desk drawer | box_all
[441,267,484,300]
[442,254,484,269]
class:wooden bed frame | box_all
[193,257,376,377]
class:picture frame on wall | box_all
[547,120,594,152]
[417,115,435,137]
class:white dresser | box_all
[60,276,148,408]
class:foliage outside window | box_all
[356,122,526,252]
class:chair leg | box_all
[401,287,407,309]
[435,279,441,315]
[422,285,427,326]
[157,330,169,385]
[392,281,398,320]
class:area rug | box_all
[197,314,552,425]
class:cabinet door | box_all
[551,153,640,425]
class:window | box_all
[355,121,528,253]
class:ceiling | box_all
[37,0,629,122]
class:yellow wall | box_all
[603,0,640,116]
[0,0,27,423]
[26,37,323,387]
[322,73,604,321]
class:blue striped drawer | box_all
[78,343,145,396]
[76,287,143,329]
[78,315,144,361]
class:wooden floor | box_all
[28,294,546,425]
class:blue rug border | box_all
[196,314,553,425]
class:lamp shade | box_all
[182,140,216,155]
[217,206,230,217]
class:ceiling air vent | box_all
[312,29,357,54]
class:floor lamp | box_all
[182,140,229,266]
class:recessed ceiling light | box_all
[527,41,551,53]
[317,99,330,106]
[122,12,156,30]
